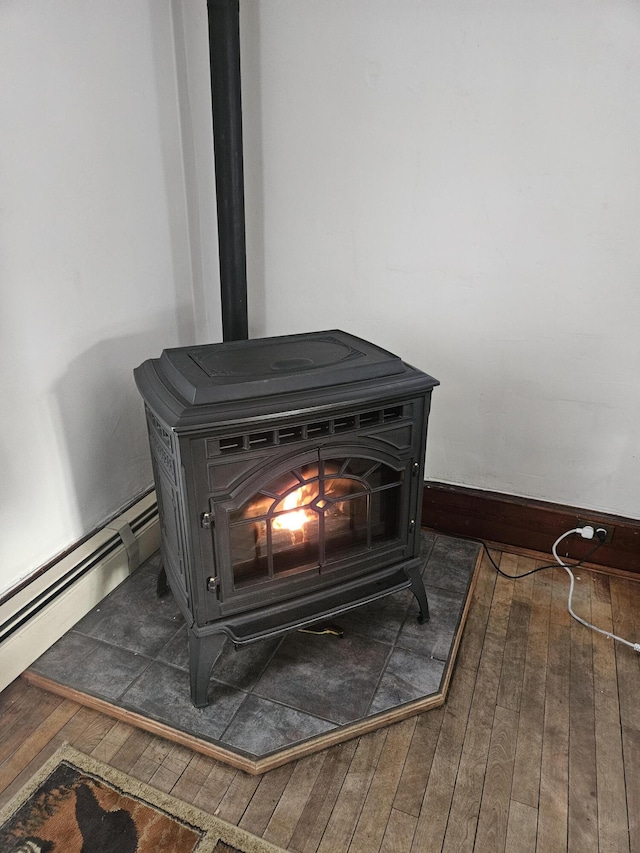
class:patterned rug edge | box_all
[0,743,287,853]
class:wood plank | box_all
[169,751,219,806]
[392,705,444,817]
[239,762,296,837]
[410,664,476,853]
[129,736,176,783]
[505,800,538,853]
[0,698,79,793]
[621,725,640,853]
[567,570,598,853]
[71,711,121,756]
[537,569,571,853]
[149,742,194,794]
[456,551,497,673]
[590,573,630,853]
[89,719,136,764]
[474,704,519,852]
[496,557,534,712]
[263,751,326,850]
[348,717,416,853]
[549,566,571,627]
[316,728,388,853]
[214,768,261,825]
[611,568,640,853]
[0,679,35,742]
[191,759,238,815]
[379,807,417,853]
[109,726,155,774]
[0,676,30,708]
[510,566,551,809]
[0,685,65,766]
[61,705,105,749]
[611,579,640,729]
[441,567,514,853]
[0,703,98,810]
[288,739,358,853]
[623,572,640,640]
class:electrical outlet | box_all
[577,519,615,543]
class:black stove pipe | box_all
[207,0,249,341]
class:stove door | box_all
[211,446,413,617]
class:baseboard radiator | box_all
[0,493,160,694]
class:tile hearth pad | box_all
[26,532,480,773]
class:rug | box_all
[0,745,286,853]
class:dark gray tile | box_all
[423,535,479,593]
[253,631,390,725]
[157,626,282,691]
[74,568,184,657]
[121,661,247,742]
[32,631,151,702]
[212,637,283,690]
[221,694,335,758]
[369,647,445,715]
[31,630,97,676]
[336,590,412,645]
[155,625,191,670]
[398,585,466,661]
[419,530,437,562]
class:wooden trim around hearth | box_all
[422,481,640,577]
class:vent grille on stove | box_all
[215,405,406,456]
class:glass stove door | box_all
[227,452,406,593]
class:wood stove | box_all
[135,330,439,707]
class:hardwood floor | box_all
[1,547,638,852]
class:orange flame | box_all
[272,484,317,533]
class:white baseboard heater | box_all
[0,492,160,694]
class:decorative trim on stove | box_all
[208,405,406,457]
[0,493,160,693]
[422,481,640,576]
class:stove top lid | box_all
[157,330,408,404]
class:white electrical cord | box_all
[552,528,640,652]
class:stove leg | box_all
[405,564,430,623]
[188,631,226,708]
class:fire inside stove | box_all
[230,459,401,589]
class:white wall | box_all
[241,0,640,520]
[0,0,221,596]
[2,0,639,600]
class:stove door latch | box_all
[207,576,219,593]
[201,511,215,529]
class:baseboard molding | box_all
[423,482,640,576]
[0,493,160,694]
